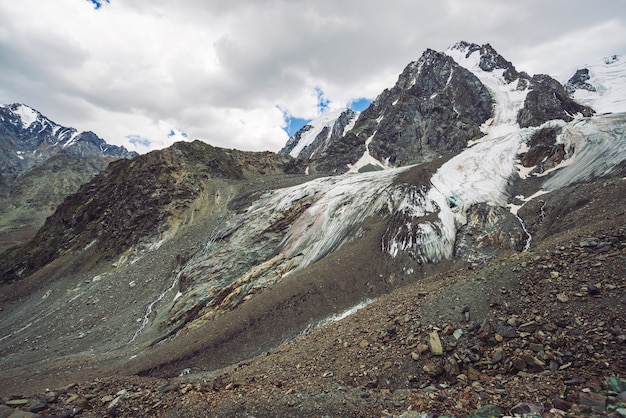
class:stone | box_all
[552,398,572,411]
[470,404,501,417]
[156,383,179,393]
[510,402,543,415]
[557,293,569,303]
[107,396,123,412]
[6,411,41,418]
[521,354,545,371]
[587,285,600,296]
[578,392,607,409]
[358,340,369,349]
[4,400,28,407]
[0,405,14,418]
[416,343,430,355]
[423,362,444,377]
[444,356,460,377]
[410,352,420,361]
[607,376,626,393]
[494,324,517,339]
[27,402,47,413]
[492,348,504,364]
[428,330,443,355]
[512,357,527,371]
[467,366,480,381]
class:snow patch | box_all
[12,104,39,129]
[63,131,81,148]
[560,54,626,114]
[347,133,388,173]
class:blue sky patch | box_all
[285,116,310,137]
[127,135,151,148]
[88,0,109,9]
[280,88,372,138]
[168,129,188,138]
[349,97,372,112]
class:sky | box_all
[1,1,625,154]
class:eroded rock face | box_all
[367,49,493,166]
[458,41,520,83]
[454,203,526,264]
[519,127,567,175]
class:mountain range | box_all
[0,104,136,252]
[0,42,625,417]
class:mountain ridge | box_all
[0,41,625,417]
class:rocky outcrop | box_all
[518,74,595,127]
[454,203,526,263]
[565,68,596,94]
[452,41,520,82]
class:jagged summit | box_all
[446,41,521,82]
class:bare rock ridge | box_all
[1,41,625,417]
[0,140,301,284]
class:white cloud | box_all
[1,0,625,153]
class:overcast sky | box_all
[1,0,625,153]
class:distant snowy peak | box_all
[279,108,359,159]
[1,103,136,156]
[2,103,82,147]
[0,103,137,179]
[562,54,626,114]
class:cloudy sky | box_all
[1,0,625,153]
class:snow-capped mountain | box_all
[1,41,625,404]
[0,103,136,179]
[299,42,592,175]
[562,54,626,113]
[279,108,359,160]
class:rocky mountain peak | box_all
[517,73,595,127]
[308,46,493,173]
